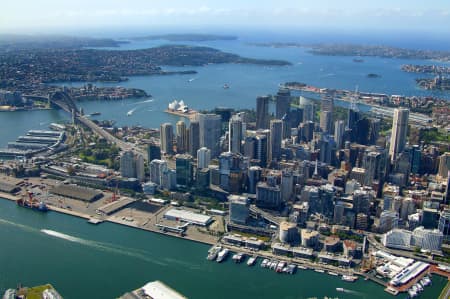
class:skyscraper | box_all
[176,120,187,153]
[269,119,283,163]
[147,142,161,162]
[175,154,193,187]
[188,120,200,157]
[229,116,243,153]
[334,120,345,150]
[275,88,291,119]
[160,123,174,155]
[255,134,268,167]
[120,150,136,178]
[320,95,334,133]
[135,153,145,182]
[389,108,409,162]
[197,147,211,169]
[199,113,222,158]
[256,95,270,129]
[149,159,167,187]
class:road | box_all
[50,94,147,159]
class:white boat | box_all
[298,265,308,270]
[408,289,417,298]
[232,252,245,263]
[261,259,269,268]
[286,264,297,274]
[336,288,344,292]
[276,261,286,273]
[247,256,257,266]
[270,261,278,270]
[342,275,358,282]
[126,107,137,116]
[216,248,229,263]
[207,245,222,261]
[314,269,325,273]
[328,271,339,276]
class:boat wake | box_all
[338,288,362,296]
[134,99,154,105]
[40,229,167,266]
[0,218,36,233]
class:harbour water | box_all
[1,36,450,147]
[0,199,447,298]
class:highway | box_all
[50,92,147,159]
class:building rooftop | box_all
[49,184,103,202]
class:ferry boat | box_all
[216,248,229,263]
[341,275,358,282]
[247,255,258,266]
[207,245,222,261]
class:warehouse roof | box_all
[164,208,212,226]
[50,184,103,202]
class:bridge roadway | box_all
[50,93,147,159]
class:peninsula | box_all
[0,44,290,97]
[249,42,450,62]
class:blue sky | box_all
[1,0,450,34]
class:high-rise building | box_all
[320,96,334,133]
[275,88,291,119]
[438,209,450,241]
[188,120,200,157]
[229,195,250,225]
[281,170,293,202]
[243,136,256,160]
[229,116,243,153]
[197,147,211,169]
[353,190,371,215]
[334,120,345,150]
[438,152,450,178]
[410,145,421,174]
[269,119,283,163]
[175,154,193,187]
[256,181,282,209]
[160,123,174,155]
[120,150,136,178]
[247,166,262,194]
[199,113,222,158]
[389,108,409,162]
[255,134,268,167]
[281,113,291,139]
[135,153,145,182]
[379,210,399,233]
[149,159,167,187]
[302,102,314,122]
[256,95,270,129]
[147,142,161,162]
[176,121,187,153]
[412,226,443,251]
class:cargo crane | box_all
[17,191,48,212]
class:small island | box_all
[131,33,237,42]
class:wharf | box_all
[165,109,198,120]
[0,192,20,202]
